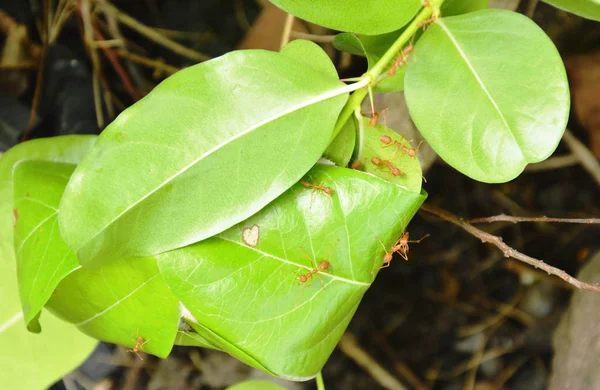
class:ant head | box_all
[324,187,334,195]
[350,160,362,170]
[400,232,409,244]
[371,156,382,165]
[319,261,330,271]
[300,180,312,188]
[369,113,380,126]
[380,135,392,145]
[297,274,308,283]
[391,168,402,176]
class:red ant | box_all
[388,45,414,76]
[370,156,403,176]
[418,0,440,28]
[297,246,334,286]
[380,135,424,158]
[368,108,389,127]
[127,333,149,360]
[301,179,334,196]
[380,232,430,268]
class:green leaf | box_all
[227,380,287,390]
[13,161,80,331]
[280,39,338,79]
[11,160,180,358]
[0,135,97,267]
[280,39,357,166]
[46,255,181,358]
[542,0,600,21]
[323,117,356,167]
[157,165,426,379]
[59,50,350,268]
[270,0,422,35]
[441,0,489,16]
[0,239,97,390]
[404,10,569,183]
[354,118,423,193]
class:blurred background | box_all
[1,0,599,389]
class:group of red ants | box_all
[294,39,430,286]
[125,12,437,358]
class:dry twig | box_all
[525,154,579,171]
[420,204,600,293]
[279,13,294,49]
[339,332,408,390]
[470,214,600,224]
[563,129,600,189]
[97,1,210,63]
[290,31,336,43]
[22,0,50,141]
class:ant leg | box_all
[300,247,317,270]
[408,234,430,244]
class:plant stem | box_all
[331,4,438,138]
[366,6,434,81]
[316,372,326,390]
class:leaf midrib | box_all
[218,237,370,286]
[436,20,523,152]
[77,82,355,253]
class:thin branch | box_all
[420,204,600,294]
[279,13,294,49]
[114,49,179,76]
[291,31,336,43]
[339,332,408,390]
[563,129,600,189]
[470,214,600,224]
[92,25,141,101]
[525,154,579,171]
[80,0,105,128]
[22,0,50,141]
[97,1,210,63]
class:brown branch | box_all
[470,214,600,224]
[22,0,50,141]
[420,204,600,294]
[563,129,600,189]
[97,1,210,63]
[92,25,141,101]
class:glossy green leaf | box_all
[157,165,426,379]
[59,50,350,268]
[13,161,79,331]
[354,118,423,193]
[542,0,600,21]
[280,39,337,79]
[333,0,490,94]
[441,0,489,16]
[1,236,96,390]
[227,380,287,390]
[11,160,180,357]
[280,39,356,166]
[0,135,97,266]
[46,255,181,358]
[405,10,569,183]
[270,0,422,35]
[0,137,97,388]
[323,118,356,167]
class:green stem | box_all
[316,372,326,390]
[366,6,434,80]
[331,4,436,137]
